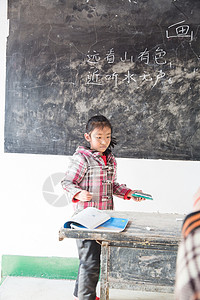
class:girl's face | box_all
[84,126,112,155]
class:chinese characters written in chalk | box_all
[86,47,167,66]
[84,21,196,88]
[85,47,169,88]
[86,69,169,89]
[166,20,194,41]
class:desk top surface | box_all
[59,211,185,246]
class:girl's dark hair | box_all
[86,115,117,153]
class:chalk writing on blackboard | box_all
[85,17,198,90]
[87,47,167,66]
[106,48,115,64]
[87,50,101,64]
[138,48,150,65]
[154,48,167,65]
[86,69,168,89]
[166,20,194,41]
[85,46,170,88]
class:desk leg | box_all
[100,241,110,300]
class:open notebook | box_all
[64,207,129,233]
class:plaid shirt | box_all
[175,210,200,300]
[61,146,131,212]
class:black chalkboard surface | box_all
[4,0,200,160]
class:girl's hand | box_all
[74,190,93,202]
[128,190,146,202]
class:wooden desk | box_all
[59,211,184,300]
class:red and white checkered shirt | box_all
[61,146,131,212]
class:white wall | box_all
[0,1,200,268]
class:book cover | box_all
[64,207,110,230]
[63,207,129,233]
[70,217,129,233]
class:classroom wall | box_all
[0,1,200,269]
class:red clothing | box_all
[72,154,130,202]
[101,155,107,165]
[61,146,132,211]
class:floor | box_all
[0,276,175,300]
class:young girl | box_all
[61,115,146,300]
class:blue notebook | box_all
[64,207,110,229]
[64,217,129,233]
[64,207,129,233]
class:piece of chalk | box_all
[146,226,151,231]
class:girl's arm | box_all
[112,166,132,199]
[61,155,91,202]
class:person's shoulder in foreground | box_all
[175,187,200,300]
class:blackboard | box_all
[4,0,200,160]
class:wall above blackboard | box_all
[4,0,200,160]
